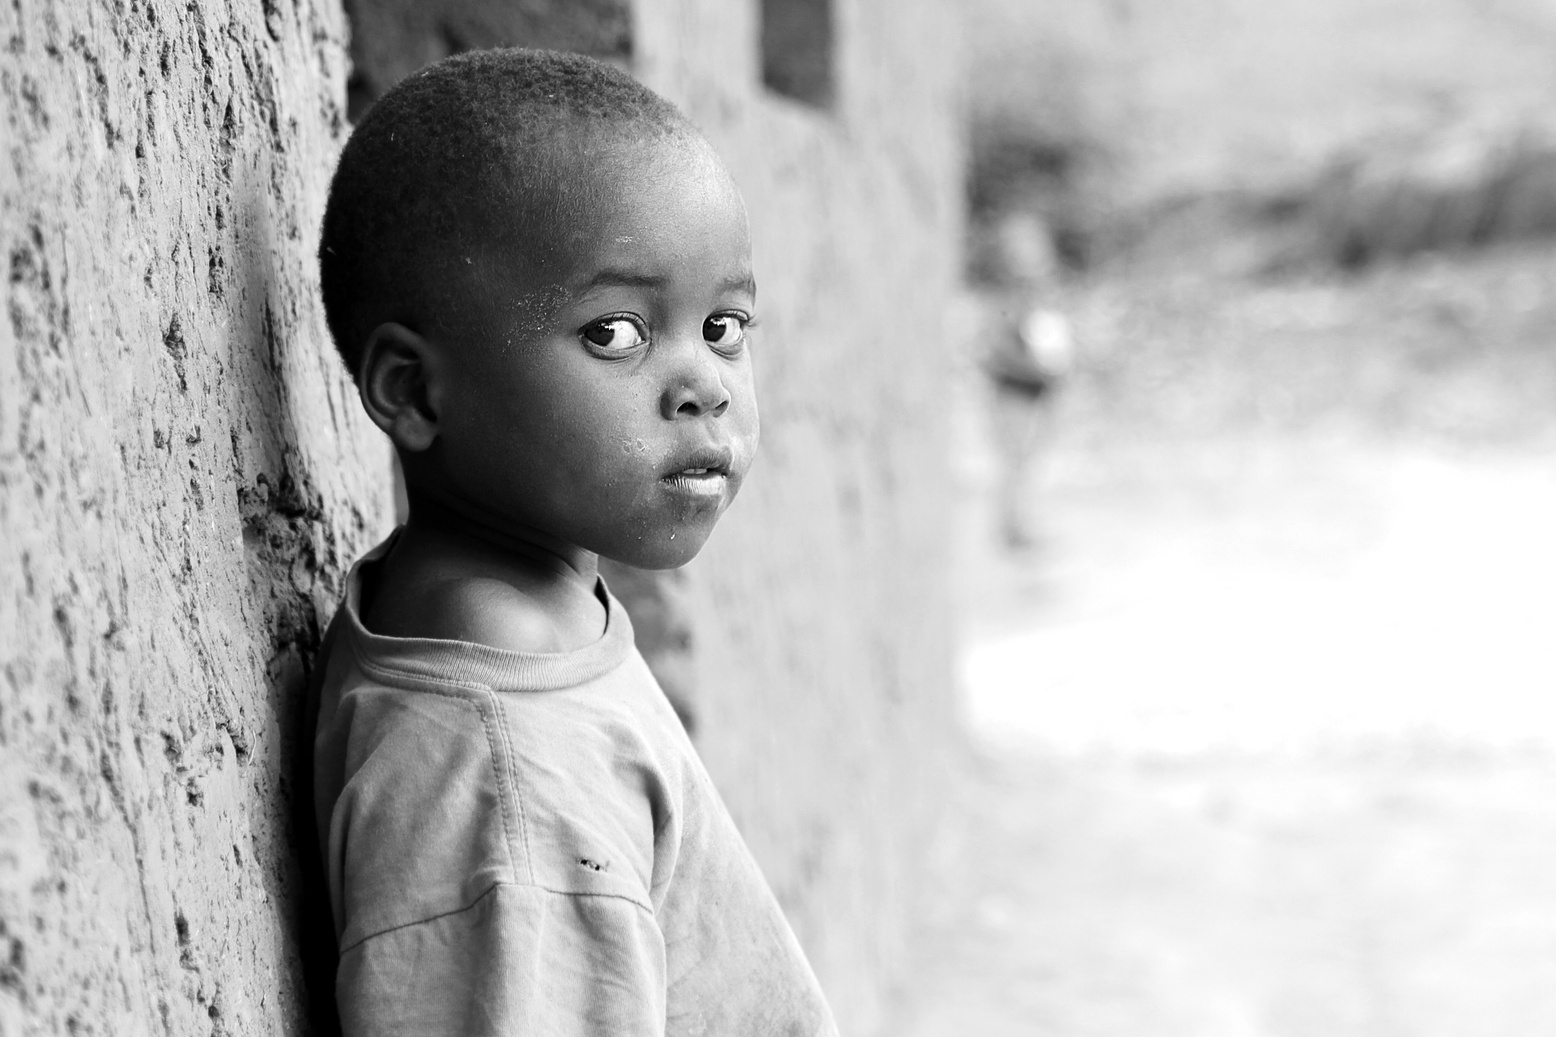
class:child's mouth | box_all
[662,444,734,499]
[663,467,727,497]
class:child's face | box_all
[430,134,759,570]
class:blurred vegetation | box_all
[961,0,1556,278]
[1267,132,1556,269]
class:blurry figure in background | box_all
[982,208,1075,548]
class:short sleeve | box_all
[337,883,667,1037]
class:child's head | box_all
[320,49,758,570]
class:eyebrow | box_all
[576,269,757,296]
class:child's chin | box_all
[609,531,711,571]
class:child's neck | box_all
[403,491,600,589]
[361,492,607,652]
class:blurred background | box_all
[3,0,1554,1034]
[900,0,1556,1033]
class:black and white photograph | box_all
[2,1,1554,1034]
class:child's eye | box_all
[703,314,747,349]
[580,317,647,352]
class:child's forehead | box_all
[483,134,749,279]
[567,130,734,207]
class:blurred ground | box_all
[891,240,1556,1035]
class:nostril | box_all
[662,367,731,419]
[672,388,728,418]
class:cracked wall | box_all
[0,1,392,1034]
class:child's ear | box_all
[358,322,443,453]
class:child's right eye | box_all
[580,317,647,352]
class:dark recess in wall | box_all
[343,0,633,120]
[761,0,835,108]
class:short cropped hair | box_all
[319,48,691,378]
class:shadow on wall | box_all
[226,106,391,1037]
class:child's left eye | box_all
[703,315,747,349]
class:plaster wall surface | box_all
[0,2,392,1034]
[1,0,960,1033]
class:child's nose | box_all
[659,345,731,420]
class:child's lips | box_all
[662,469,727,498]
[664,445,733,479]
[662,446,734,498]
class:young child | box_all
[308,48,838,1036]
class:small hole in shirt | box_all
[579,857,609,873]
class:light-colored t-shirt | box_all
[311,539,838,1036]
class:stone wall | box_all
[0,0,961,1033]
[0,2,392,1034]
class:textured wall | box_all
[1,0,960,1033]
[637,3,963,1032]
[0,1,392,1034]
